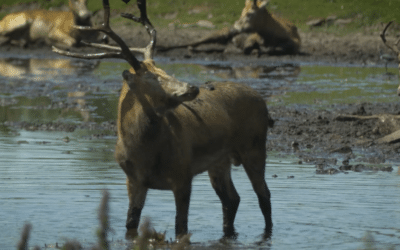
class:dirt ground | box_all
[116,24,397,65]
[1,26,400,172]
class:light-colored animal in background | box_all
[0,0,93,47]
[54,0,274,239]
[233,0,301,54]
[160,0,301,55]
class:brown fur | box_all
[233,0,301,54]
[115,59,274,238]
[0,0,93,47]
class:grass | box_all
[269,0,400,25]
[1,0,400,33]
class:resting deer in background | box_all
[381,21,400,96]
[53,0,274,239]
[160,0,300,55]
[0,0,95,47]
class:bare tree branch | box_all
[380,21,400,56]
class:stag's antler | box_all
[380,21,400,60]
[52,0,155,72]
[79,0,156,60]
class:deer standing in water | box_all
[53,0,274,239]
[0,0,95,47]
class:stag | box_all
[380,21,400,96]
[53,0,274,239]
[0,0,96,47]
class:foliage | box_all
[1,0,400,31]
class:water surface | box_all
[0,57,399,249]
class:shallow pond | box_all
[0,56,399,249]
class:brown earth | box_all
[115,24,397,65]
[1,23,396,64]
[1,25,399,173]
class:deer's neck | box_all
[117,82,162,139]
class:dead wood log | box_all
[376,129,400,144]
[336,114,400,144]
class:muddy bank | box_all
[2,87,399,171]
[150,28,389,66]
[267,102,400,170]
[0,24,396,65]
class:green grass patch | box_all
[269,0,400,35]
[269,0,400,24]
[1,0,400,32]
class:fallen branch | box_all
[335,114,400,121]
[376,129,400,144]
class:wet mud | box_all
[267,103,400,174]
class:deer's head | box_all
[69,0,92,25]
[55,0,199,109]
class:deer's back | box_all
[0,10,74,42]
[180,81,269,130]
[173,81,270,172]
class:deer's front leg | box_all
[125,177,148,238]
[48,28,77,47]
[173,179,192,238]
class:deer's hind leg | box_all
[241,145,273,237]
[208,158,240,238]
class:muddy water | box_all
[0,57,400,249]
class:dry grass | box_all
[93,190,111,250]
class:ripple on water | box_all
[1,133,399,249]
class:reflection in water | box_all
[0,58,99,82]
[66,91,91,122]
[203,63,301,80]
[0,58,106,124]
